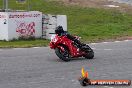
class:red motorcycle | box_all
[49,34,94,62]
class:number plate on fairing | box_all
[51,35,57,42]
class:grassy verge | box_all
[0,39,49,48]
[0,0,132,48]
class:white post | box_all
[3,0,4,10]
[28,0,30,11]
[4,0,8,12]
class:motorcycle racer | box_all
[55,26,86,49]
[50,25,94,61]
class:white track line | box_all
[13,48,24,49]
[91,40,132,45]
[124,40,129,42]
[33,47,41,48]
[102,42,109,43]
[114,41,121,42]
[104,49,113,51]
[90,43,97,45]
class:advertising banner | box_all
[0,11,42,41]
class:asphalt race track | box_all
[0,40,131,88]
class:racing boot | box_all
[73,39,88,50]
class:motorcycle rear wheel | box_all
[55,45,70,62]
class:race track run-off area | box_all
[0,40,132,88]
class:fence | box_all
[0,0,36,11]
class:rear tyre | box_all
[55,46,70,62]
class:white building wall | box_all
[43,15,67,39]
[0,11,42,41]
[0,12,67,41]
[8,11,42,40]
[0,12,8,40]
[57,15,67,31]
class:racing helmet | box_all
[55,26,64,36]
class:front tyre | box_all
[55,46,70,62]
[82,45,94,59]
[84,50,94,59]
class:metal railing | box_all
[0,0,31,12]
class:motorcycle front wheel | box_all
[84,50,94,59]
[55,45,70,62]
[83,45,94,59]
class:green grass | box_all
[0,39,49,48]
[0,0,132,47]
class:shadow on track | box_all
[48,57,95,62]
